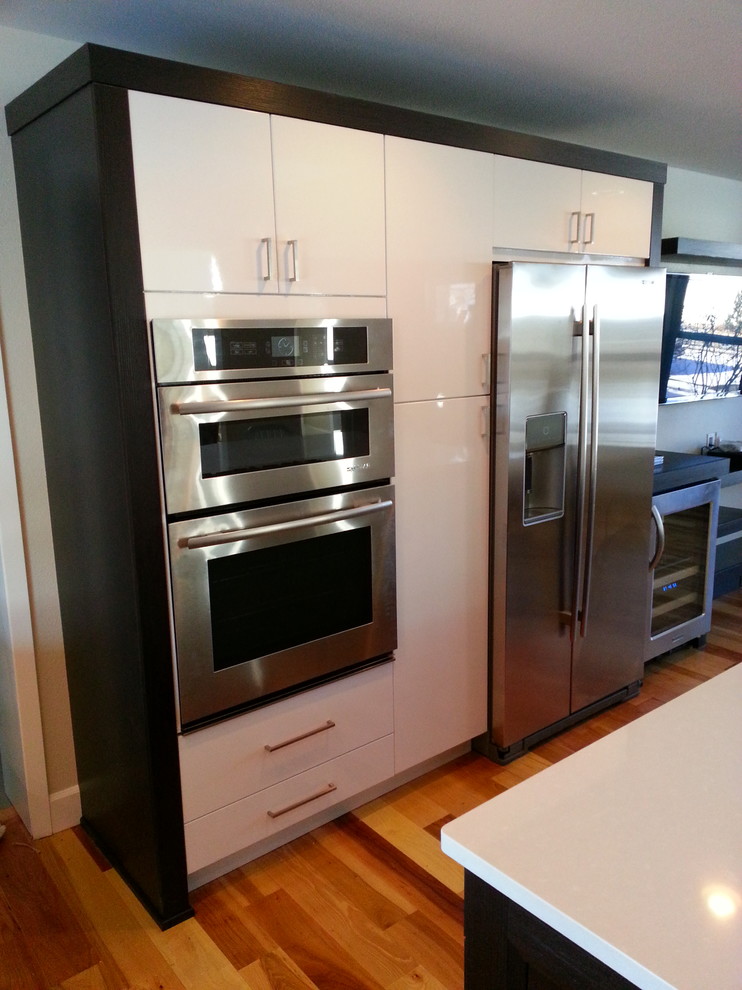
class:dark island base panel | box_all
[79,818,194,930]
[464,872,639,990]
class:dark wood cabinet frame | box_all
[5,43,667,929]
[465,872,640,989]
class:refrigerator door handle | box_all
[649,503,666,571]
[579,305,600,638]
[572,304,590,641]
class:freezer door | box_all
[570,266,664,711]
[490,263,584,748]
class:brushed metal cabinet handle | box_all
[261,236,273,281]
[569,211,581,246]
[264,720,336,753]
[267,782,337,819]
[582,212,595,246]
[288,239,299,281]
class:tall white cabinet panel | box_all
[270,117,386,297]
[386,137,494,402]
[128,92,387,297]
[393,397,489,773]
[129,92,277,294]
[493,155,653,258]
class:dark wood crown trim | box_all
[6,42,666,184]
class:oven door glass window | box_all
[209,527,372,670]
[199,408,369,478]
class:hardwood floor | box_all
[1,591,740,990]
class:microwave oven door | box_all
[158,374,394,514]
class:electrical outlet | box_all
[706,433,715,448]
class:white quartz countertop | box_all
[441,663,742,990]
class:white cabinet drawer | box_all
[184,734,394,873]
[179,664,393,821]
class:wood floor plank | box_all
[247,887,386,990]
[60,963,114,989]
[387,965,451,990]
[239,950,320,990]
[263,841,417,987]
[0,590,737,990]
[0,810,96,987]
[187,877,267,970]
[44,829,188,990]
[284,830,410,931]
[386,911,463,990]
[353,803,465,895]
[105,869,256,990]
[35,834,130,990]
[337,816,464,939]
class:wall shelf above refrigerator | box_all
[661,237,742,267]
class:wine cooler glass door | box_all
[648,480,720,659]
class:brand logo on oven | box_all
[346,462,371,472]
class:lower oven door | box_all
[168,484,397,730]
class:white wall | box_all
[663,168,742,244]
[0,25,741,833]
[0,27,80,832]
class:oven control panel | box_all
[152,318,393,383]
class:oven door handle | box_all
[182,498,394,549]
[175,388,392,416]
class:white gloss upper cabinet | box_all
[493,156,654,259]
[392,396,489,773]
[270,116,385,296]
[128,92,386,296]
[385,136,494,402]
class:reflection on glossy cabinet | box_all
[493,156,653,259]
[393,396,489,773]
[128,92,386,296]
[386,136,494,402]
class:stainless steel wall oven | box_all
[152,318,397,731]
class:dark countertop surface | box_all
[653,450,732,494]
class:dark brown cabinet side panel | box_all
[464,873,638,990]
[11,82,191,927]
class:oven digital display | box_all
[192,326,369,372]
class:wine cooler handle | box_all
[649,503,666,571]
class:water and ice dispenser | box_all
[523,412,566,525]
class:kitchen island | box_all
[441,663,742,990]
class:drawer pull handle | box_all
[264,720,336,753]
[267,782,337,819]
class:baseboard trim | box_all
[50,784,81,833]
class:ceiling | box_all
[1,0,740,180]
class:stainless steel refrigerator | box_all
[478,262,665,762]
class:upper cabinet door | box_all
[129,92,278,294]
[386,136,494,402]
[493,157,582,253]
[579,170,653,258]
[493,156,653,259]
[270,117,386,297]
[128,93,386,297]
